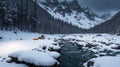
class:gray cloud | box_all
[78,0,120,14]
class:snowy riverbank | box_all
[0,31,120,67]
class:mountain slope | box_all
[0,0,84,34]
[89,11,120,33]
[37,0,104,29]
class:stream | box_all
[58,39,96,67]
[56,38,120,67]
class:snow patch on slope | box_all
[37,0,104,29]
[47,11,103,29]
[101,10,120,20]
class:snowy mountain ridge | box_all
[37,0,104,29]
[89,10,120,33]
[101,10,120,20]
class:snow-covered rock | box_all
[9,50,59,66]
[48,51,60,59]
[84,56,120,67]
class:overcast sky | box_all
[78,0,120,15]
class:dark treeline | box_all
[0,0,84,34]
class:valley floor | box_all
[0,31,120,67]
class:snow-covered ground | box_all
[0,31,61,67]
[0,63,27,67]
[63,34,120,53]
[0,31,120,67]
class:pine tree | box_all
[0,0,6,30]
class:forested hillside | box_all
[0,0,83,34]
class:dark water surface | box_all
[59,41,96,67]
[58,38,120,67]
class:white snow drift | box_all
[84,56,120,67]
[9,50,60,66]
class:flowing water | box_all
[59,40,96,67]
[58,39,120,67]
